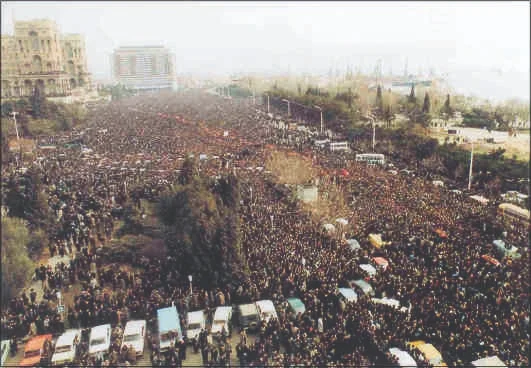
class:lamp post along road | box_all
[313,105,324,135]
[468,140,474,191]
[11,111,20,141]
[282,99,290,117]
[188,275,193,296]
[267,95,270,114]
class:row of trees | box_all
[216,85,253,98]
[266,82,457,130]
[372,126,529,192]
[1,89,86,138]
[156,158,247,289]
[1,168,54,305]
[1,216,35,305]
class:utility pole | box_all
[468,141,474,191]
[372,119,376,152]
[314,105,323,135]
[282,99,290,117]
[11,111,20,141]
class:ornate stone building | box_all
[1,19,91,98]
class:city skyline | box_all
[2,1,529,101]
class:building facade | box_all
[112,46,176,91]
[1,19,91,98]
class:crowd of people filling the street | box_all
[1,90,529,367]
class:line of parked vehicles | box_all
[11,280,448,368]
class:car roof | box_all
[56,330,81,346]
[123,320,146,335]
[238,303,258,315]
[90,324,110,338]
[255,300,276,312]
[213,306,232,319]
[338,288,358,302]
[187,311,205,322]
[158,306,180,333]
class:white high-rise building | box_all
[112,46,176,91]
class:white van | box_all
[121,320,146,356]
[211,307,232,337]
[51,329,81,366]
[255,300,278,324]
[186,310,206,342]
[238,304,259,331]
[88,324,112,357]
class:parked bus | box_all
[355,153,385,165]
[497,203,530,227]
[329,141,350,152]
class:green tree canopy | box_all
[422,92,431,114]
[1,216,34,305]
[157,165,245,289]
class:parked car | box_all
[237,303,259,331]
[88,324,112,357]
[286,298,306,318]
[350,279,375,297]
[186,311,206,342]
[157,306,182,352]
[255,300,278,324]
[51,329,81,366]
[19,334,53,367]
[211,306,233,337]
[121,320,146,356]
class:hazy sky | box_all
[2,1,529,100]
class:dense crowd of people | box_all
[1,90,528,367]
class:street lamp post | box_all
[11,111,20,141]
[266,94,270,113]
[313,105,323,135]
[281,99,290,117]
[468,140,474,191]
[188,275,193,296]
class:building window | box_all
[129,56,136,75]
[32,55,43,73]
[151,55,158,75]
[67,61,75,75]
[66,43,73,58]
[29,31,39,51]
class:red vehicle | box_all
[435,228,448,239]
[481,254,501,267]
[19,334,53,367]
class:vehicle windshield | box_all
[160,333,171,342]
[213,320,225,327]
[24,349,40,358]
[123,334,140,342]
[54,345,72,353]
[90,338,106,346]
[188,323,201,330]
